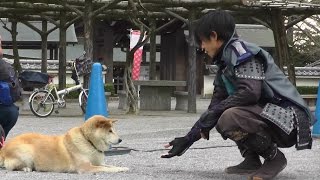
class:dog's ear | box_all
[111,119,118,124]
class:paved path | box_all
[1,98,319,180]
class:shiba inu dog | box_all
[0,115,128,173]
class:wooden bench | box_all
[133,80,186,111]
[174,91,188,111]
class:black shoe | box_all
[249,149,287,180]
[225,151,262,174]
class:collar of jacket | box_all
[212,34,239,66]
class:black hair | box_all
[195,10,235,44]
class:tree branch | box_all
[92,0,122,17]
[65,16,82,28]
[286,15,310,29]
[295,23,317,43]
[155,18,180,33]
[65,4,83,16]
[40,13,60,27]
[251,17,271,28]
[21,21,43,35]
[47,25,59,35]
[164,9,188,23]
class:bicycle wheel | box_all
[29,90,55,117]
[79,89,89,113]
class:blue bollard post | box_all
[312,81,320,137]
[85,63,108,121]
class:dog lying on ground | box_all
[0,115,129,173]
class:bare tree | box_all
[292,15,320,66]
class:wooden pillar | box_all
[103,23,114,83]
[54,45,58,60]
[93,20,101,62]
[49,48,53,60]
[11,20,21,72]
[149,19,157,80]
[41,20,48,73]
[270,9,296,85]
[160,29,186,82]
[174,29,187,83]
[83,0,93,88]
[93,21,114,83]
[270,10,285,70]
[59,10,67,90]
[160,33,175,80]
[187,10,197,113]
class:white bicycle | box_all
[28,56,92,117]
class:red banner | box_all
[130,30,144,80]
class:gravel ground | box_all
[1,98,319,180]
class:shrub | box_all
[65,90,79,99]
[296,86,318,95]
[104,83,115,96]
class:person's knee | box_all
[0,105,19,137]
[7,105,19,124]
[217,108,240,129]
[216,107,243,139]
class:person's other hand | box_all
[161,137,192,158]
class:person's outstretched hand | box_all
[161,137,192,158]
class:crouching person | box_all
[161,10,315,180]
[0,35,20,147]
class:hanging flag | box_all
[130,30,145,80]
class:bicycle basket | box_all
[76,59,92,76]
[19,71,49,90]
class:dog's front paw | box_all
[115,167,129,172]
[22,167,32,172]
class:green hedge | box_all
[296,86,318,95]
[104,83,115,95]
[65,83,115,99]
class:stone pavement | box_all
[1,97,319,180]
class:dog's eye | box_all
[109,130,112,133]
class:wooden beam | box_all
[155,18,180,33]
[141,0,246,6]
[251,17,271,28]
[286,14,310,29]
[0,2,64,10]
[164,9,188,23]
[65,4,83,16]
[40,14,60,26]
[21,21,43,35]
[92,0,122,17]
